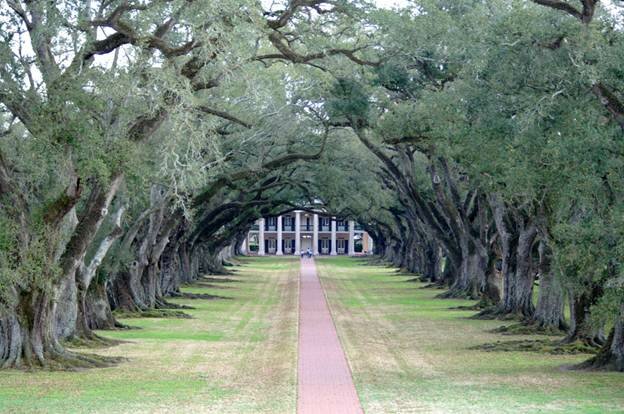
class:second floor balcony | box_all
[256,218,361,233]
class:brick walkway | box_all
[297,258,363,414]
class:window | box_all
[320,239,330,254]
[282,216,292,231]
[320,217,331,231]
[266,217,277,231]
[267,239,277,253]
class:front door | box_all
[301,237,312,252]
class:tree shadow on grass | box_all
[469,339,597,355]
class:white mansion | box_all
[242,211,373,256]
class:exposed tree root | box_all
[169,291,232,300]
[470,339,598,355]
[90,319,139,331]
[190,282,233,290]
[197,276,240,283]
[436,288,479,300]
[64,334,125,349]
[113,309,193,319]
[491,322,566,336]
[420,282,446,289]
[450,303,484,311]
[155,299,194,310]
[450,298,495,311]
[205,268,234,276]
[4,349,125,371]
[113,320,137,330]
[471,306,523,320]
[574,309,623,371]
[576,343,624,372]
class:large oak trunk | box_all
[530,242,567,331]
[1,292,57,368]
[54,176,124,341]
[577,307,623,371]
[85,281,117,330]
[1,289,111,369]
[441,235,486,299]
[498,222,538,318]
[111,269,146,312]
[564,286,605,347]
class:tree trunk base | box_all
[562,334,605,349]
[169,291,230,300]
[471,338,598,355]
[491,321,566,336]
[3,348,124,371]
[471,305,524,320]
[113,309,193,319]
[64,332,125,349]
[450,298,492,311]
[436,288,479,300]
[576,330,623,372]
[154,298,194,310]
[420,282,447,289]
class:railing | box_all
[253,221,360,233]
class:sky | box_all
[261,0,409,10]
[375,0,408,9]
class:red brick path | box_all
[297,258,363,414]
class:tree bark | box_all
[84,281,118,330]
[530,241,567,331]
[54,175,124,340]
[74,206,125,340]
[577,305,624,371]
[564,285,605,347]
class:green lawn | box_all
[1,256,622,413]
[0,257,299,414]
[316,257,624,414]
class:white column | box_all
[241,238,247,255]
[276,215,283,255]
[348,220,355,256]
[368,234,374,255]
[258,218,265,256]
[295,211,301,255]
[313,214,319,255]
[330,218,337,256]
